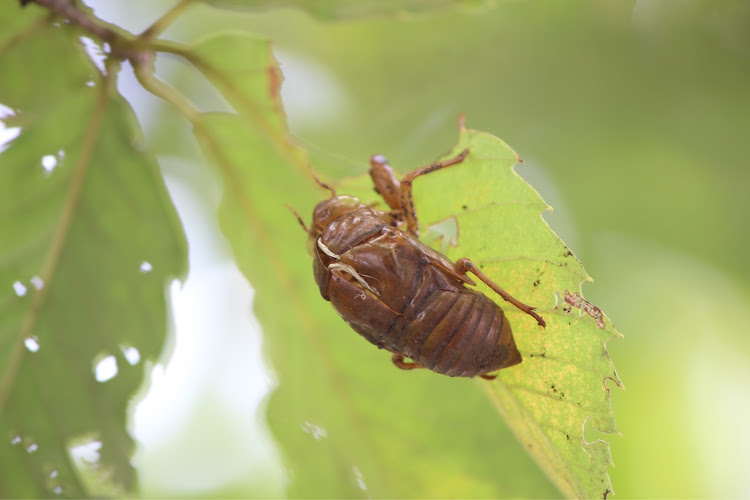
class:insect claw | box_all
[529,308,546,328]
[391,353,425,371]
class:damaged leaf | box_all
[0,7,187,497]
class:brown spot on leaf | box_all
[564,290,606,329]
[267,62,284,117]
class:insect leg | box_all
[310,169,336,198]
[391,353,427,371]
[399,149,469,236]
[454,258,546,328]
[369,155,402,211]
[286,204,309,233]
[328,262,380,296]
[316,238,341,261]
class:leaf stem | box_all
[132,60,200,124]
[138,0,196,42]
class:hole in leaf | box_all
[79,36,107,75]
[30,276,44,290]
[120,345,140,365]
[0,103,15,118]
[0,126,21,153]
[41,155,58,173]
[24,336,40,352]
[70,439,102,464]
[12,281,27,297]
[93,355,118,382]
[0,103,21,153]
[423,217,459,253]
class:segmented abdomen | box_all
[391,279,519,377]
[317,208,522,377]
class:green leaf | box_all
[198,0,486,20]
[410,127,624,499]
[182,32,559,498]
[332,126,623,498]
[0,8,187,497]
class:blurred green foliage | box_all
[3,0,750,497]
[0,1,187,496]
[158,1,750,497]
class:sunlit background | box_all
[48,0,750,497]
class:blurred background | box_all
[88,0,750,497]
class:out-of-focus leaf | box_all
[410,126,623,499]
[0,6,187,497]
[182,32,559,498]
[198,0,486,20]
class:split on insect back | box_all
[289,115,623,498]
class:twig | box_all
[28,0,119,45]
[138,0,195,42]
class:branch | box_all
[26,0,120,44]
[22,0,155,65]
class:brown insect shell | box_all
[310,195,522,377]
